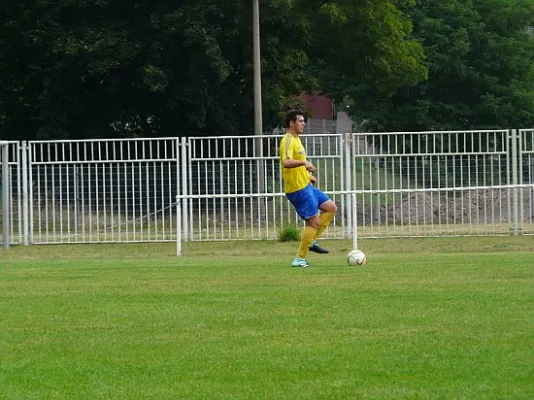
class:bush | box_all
[279,225,300,242]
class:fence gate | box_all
[26,138,184,244]
[184,134,345,241]
[348,129,533,237]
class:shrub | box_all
[279,225,300,242]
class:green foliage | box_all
[0,0,426,140]
[312,0,427,99]
[360,0,534,131]
[278,225,301,242]
[5,0,533,139]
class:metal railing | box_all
[1,129,533,246]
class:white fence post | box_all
[511,129,520,235]
[21,141,29,246]
[28,142,34,244]
[175,138,182,243]
[344,133,353,238]
[180,136,189,242]
[352,192,358,250]
[0,141,9,249]
[176,196,182,256]
[16,142,22,244]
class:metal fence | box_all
[185,134,345,241]
[25,138,185,244]
[1,129,533,245]
[347,130,530,237]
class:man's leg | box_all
[314,211,335,239]
[310,199,337,254]
[293,216,321,267]
[286,185,323,267]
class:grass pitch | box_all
[1,237,533,399]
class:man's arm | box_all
[280,137,316,171]
[283,159,306,168]
[283,158,316,171]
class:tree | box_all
[0,0,426,140]
[358,0,534,132]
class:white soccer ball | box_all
[347,249,366,266]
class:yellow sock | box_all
[314,212,335,240]
[297,226,317,259]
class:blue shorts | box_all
[286,184,330,220]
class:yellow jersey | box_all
[279,133,310,193]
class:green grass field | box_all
[1,237,533,399]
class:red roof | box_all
[301,93,334,120]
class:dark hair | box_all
[285,110,306,128]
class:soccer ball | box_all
[347,249,366,266]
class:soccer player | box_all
[279,110,337,268]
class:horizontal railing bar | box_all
[354,151,508,157]
[189,155,342,162]
[175,184,533,200]
[30,159,179,165]
[29,137,181,144]
[189,134,343,140]
[353,130,509,135]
